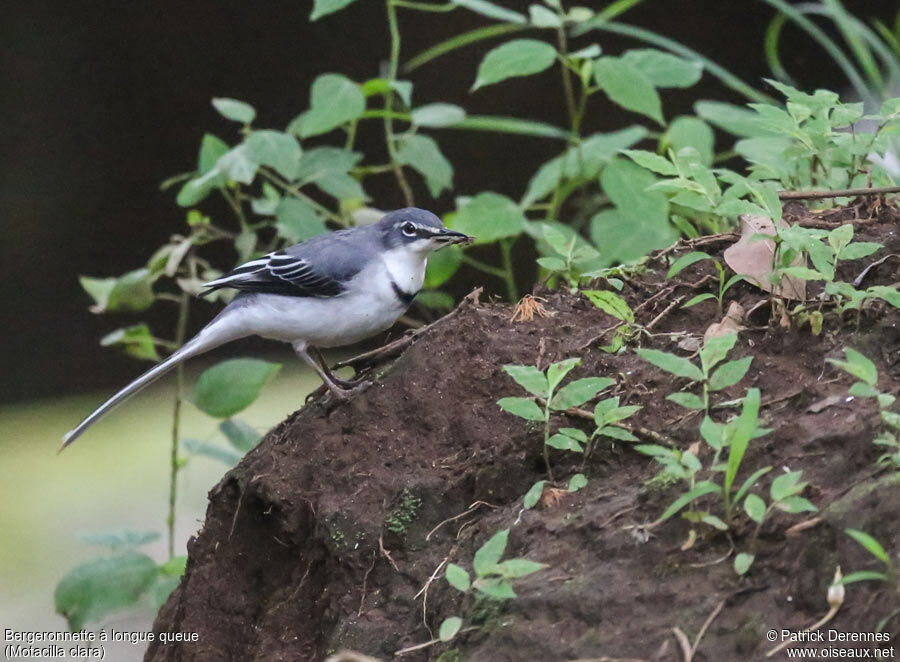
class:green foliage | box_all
[445,528,546,601]
[637,331,752,413]
[843,528,897,588]
[666,251,743,313]
[192,359,282,419]
[830,347,900,469]
[499,358,618,479]
[473,39,558,90]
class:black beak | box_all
[434,228,474,246]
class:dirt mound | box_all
[148,202,900,661]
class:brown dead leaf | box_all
[703,301,745,341]
[723,214,806,301]
[807,394,843,413]
[677,335,702,353]
[680,528,697,551]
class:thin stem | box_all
[461,254,508,279]
[385,0,415,206]
[499,238,518,303]
[543,406,555,482]
[221,188,247,230]
[393,0,454,11]
[259,170,345,225]
[167,290,190,559]
[556,25,577,129]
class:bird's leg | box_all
[308,346,364,388]
[294,344,369,400]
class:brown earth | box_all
[148,200,900,662]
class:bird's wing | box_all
[203,229,376,297]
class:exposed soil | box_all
[148,199,900,662]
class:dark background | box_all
[2,0,895,402]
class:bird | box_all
[60,207,472,450]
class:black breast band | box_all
[390,280,418,306]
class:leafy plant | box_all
[666,251,745,314]
[55,530,186,630]
[583,289,637,352]
[440,528,546,642]
[637,331,752,413]
[843,528,898,590]
[828,347,900,468]
[498,358,614,480]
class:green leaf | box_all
[591,159,675,266]
[842,570,891,585]
[734,552,754,576]
[546,433,583,452]
[708,357,753,391]
[568,473,588,492]
[445,564,471,592]
[473,529,509,576]
[361,78,413,106]
[298,73,366,138]
[665,116,715,166]
[503,365,548,397]
[219,419,261,453]
[620,49,703,88]
[840,242,882,260]
[594,56,663,125]
[439,616,463,642]
[666,251,711,279]
[498,397,544,421]
[597,425,638,442]
[275,198,327,243]
[192,358,282,419]
[496,558,546,578]
[827,348,878,387]
[743,493,766,523]
[181,439,242,466]
[55,551,158,630]
[452,0,527,24]
[476,577,517,600]
[621,149,678,176]
[724,388,761,496]
[449,192,525,244]
[412,103,467,127]
[77,529,160,549]
[529,4,562,27]
[733,466,772,505]
[866,286,900,309]
[397,134,453,197]
[425,245,462,288]
[159,555,187,577]
[310,0,360,20]
[658,481,720,521]
[684,293,717,308]
[198,133,229,174]
[699,332,737,374]
[769,471,805,501]
[636,348,703,381]
[100,324,160,362]
[452,114,570,140]
[695,100,772,138]
[415,290,453,309]
[217,145,259,185]
[296,147,362,184]
[211,97,255,124]
[582,290,634,322]
[546,357,580,391]
[845,529,890,564]
[523,480,546,509]
[245,130,302,180]
[80,269,155,314]
[473,39,558,90]
[775,496,817,514]
[550,377,615,409]
[667,392,705,410]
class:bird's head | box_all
[378,208,473,254]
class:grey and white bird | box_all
[61,207,472,450]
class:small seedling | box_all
[498,358,614,479]
[582,289,636,353]
[829,347,900,468]
[439,528,546,642]
[666,251,744,314]
[843,529,897,591]
[637,331,752,413]
[537,224,602,292]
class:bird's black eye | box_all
[401,222,417,237]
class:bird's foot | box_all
[327,379,372,400]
